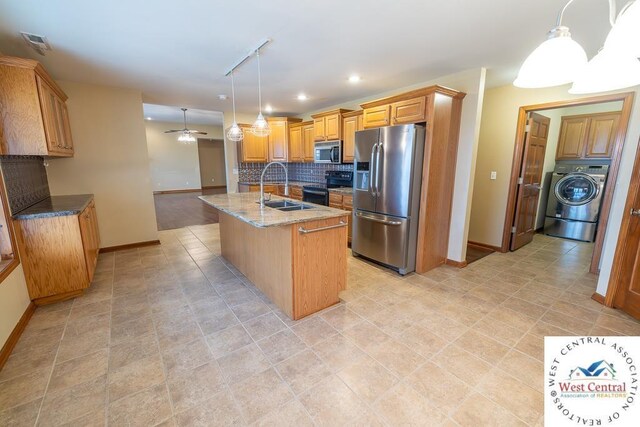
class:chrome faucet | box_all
[260,161,289,207]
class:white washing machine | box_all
[544,164,608,242]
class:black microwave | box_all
[314,141,341,163]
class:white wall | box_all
[0,266,30,349]
[145,121,223,191]
[47,81,159,247]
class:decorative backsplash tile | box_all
[238,162,353,183]
[0,156,50,215]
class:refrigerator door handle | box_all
[369,143,378,195]
[375,143,383,196]
[355,211,402,226]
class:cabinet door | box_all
[241,130,268,162]
[268,120,288,162]
[585,113,620,159]
[303,124,315,162]
[391,96,426,125]
[313,117,326,141]
[288,126,303,162]
[56,99,74,153]
[325,114,340,140]
[342,115,358,163]
[363,105,391,128]
[556,117,589,160]
[79,207,96,283]
[36,76,63,153]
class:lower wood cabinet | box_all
[14,199,100,304]
[329,192,353,243]
[238,183,277,194]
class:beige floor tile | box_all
[0,369,49,411]
[110,315,155,346]
[252,399,313,427]
[501,297,547,319]
[515,333,544,362]
[257,329,307,365]
[397,324,448,358]
[217,343,271,384]
[320,306,364,331]
[108,382,172,427]
[243,312,286,341]
[206,324,254,359]
[299,375,367,425]
[276,349,333,395]
[109,353,166,402]
[68,300,112,322]
[167,361,226,413]
[0,342,58,382]
[431,344,492,387]
[39,375,107,427]
[195,307,240,336]
[365,337,425,378]
[500,349,544,392]
[231,300,272,322]
[406,362,471,414]
[291,316,338,346]
[337,356,397,404]
[155,317,203,350]
[11,324,65,355]
[162,338,213,379]
[48,349,108,393]
[174,390,243,426]
[312,334,367,372]
[0,397,41,426]
[454,330,510,364]
[471,317,525,347]
[453,393,527,427]
[108,332,159,370]
[541,310,593,335]
[230,368,294,424]
[478,369,543,424]
[374,382,447,426]
[341,321,391,351]
[595,313,640,335]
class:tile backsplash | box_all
[238,162,353,183]
[0,156,50,215]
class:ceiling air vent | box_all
[20,32,51,56]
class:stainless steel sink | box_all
[259,200,315,211]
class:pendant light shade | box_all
[226,71,244,142]
[513,26,587,88]
[604,1,640,58]
[569,48,640,94]
[251,49,271,137]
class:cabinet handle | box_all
[298,221,347,234]
[630,208,640,217]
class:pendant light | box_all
[226,70,244,142]
[513,0,587,88]
[250,49,270,137]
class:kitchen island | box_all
[199,193,349,320]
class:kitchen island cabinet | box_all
[200,193,348,319]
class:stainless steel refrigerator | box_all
[352,124,425,275]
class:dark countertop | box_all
[13,194,94,220]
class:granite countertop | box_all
[13,194,94,220]
[199,193,349,228]
[238,181,325,188]
[328,187,353,196]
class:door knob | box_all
[630,208,640,217]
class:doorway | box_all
[501,93,634,274]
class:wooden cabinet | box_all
[237,125,269,163]
[556,112,620,160]
[342,111,363,163]
[0,56,74,157]
[328,192,353,244]
[363,95,428,129]
[276,184,303,200]
[288,124,304,162]
[311,109,351,142]
[238,183,277,194]
[267,119,288,162]
[14,198,100,305]
[302,122,315,162]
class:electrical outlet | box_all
[490,171,497,180]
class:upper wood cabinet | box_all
[237,124,269,162]
[0,56,74,157]
[556,112,620,160]
[288,121,314,163]
[362,94,430,129]
[311,109,351,142]
[342,111,363,163]
[267,117,302,162]
[302,122,315,162]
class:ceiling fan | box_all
[164,108,207,143]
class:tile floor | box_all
[1,225,640,426]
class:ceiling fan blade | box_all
[186,130,208,135]
[164,130,182,133]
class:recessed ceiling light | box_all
[146,117,152,120]
[297,94,308,101]
[348,75,361,83]
[218,94,228,100]
[265,104,273,113]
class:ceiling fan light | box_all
[569,48,640,94]
[251,112,271,137]
[227,122,244,142]
[514,27,588,88]
[604,1,640,58]
[178,131,196,143]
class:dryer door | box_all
[553,173,601,221]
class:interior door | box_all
[511,112,551,250]
[353,128,379,213]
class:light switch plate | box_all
[490,171,497,180]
